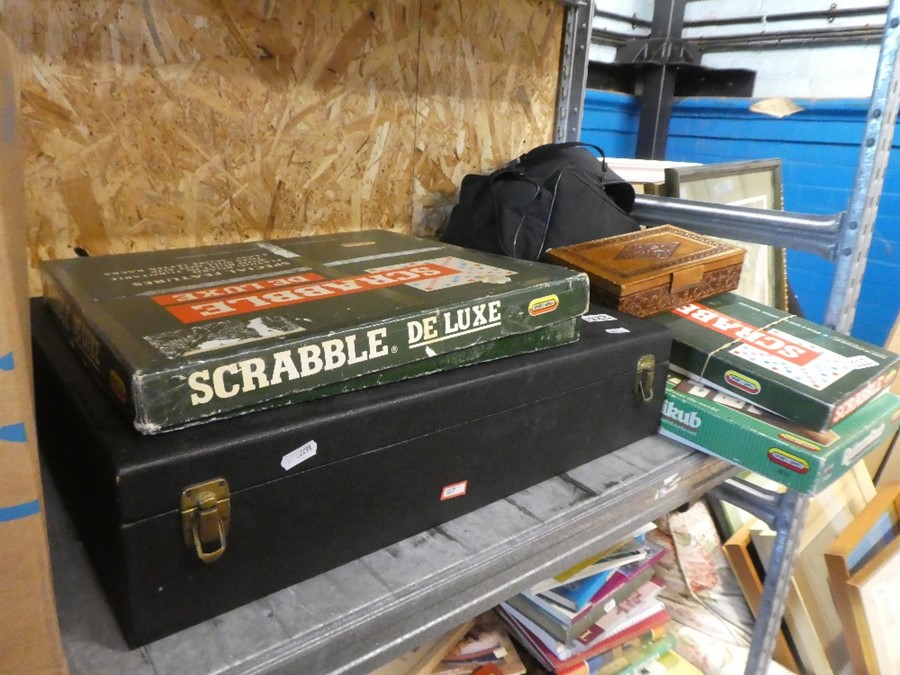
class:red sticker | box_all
[440,480,468,501]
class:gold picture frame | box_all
[724,464,876,674]
[723,518,800,673]
[826,483,900,674]
[662,158,790,311]
[752,464,875,674]
[864,311,900,484]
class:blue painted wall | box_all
[582,89,900,346]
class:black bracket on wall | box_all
[617,36,701,66]
[617,0,691,160]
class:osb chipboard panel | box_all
[413,0,563,237]
[0,0,562,295]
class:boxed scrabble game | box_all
[660,374,900,494]
[653,293,900,431]
[41,230,589,434]
[544,225,745,318]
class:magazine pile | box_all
[496,524,679,674]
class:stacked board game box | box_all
[41,230,589,434]
[652,293,900,431]
[660,374,900,494]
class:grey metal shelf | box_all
[554,1,900,672]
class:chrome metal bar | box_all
[825,0,900,332]
[630,193,844,259]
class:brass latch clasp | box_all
[181,478,230,564]
[635,354,656,403]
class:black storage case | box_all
[32,299,671,647]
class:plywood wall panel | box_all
[414,0,562,236]
[0,0,562,294]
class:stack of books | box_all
[496,526,681,674]
[373,610,526,675]
[654,293,900,494]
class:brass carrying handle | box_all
[181,479,230,564]
[638,371,654,403]
[636,354,655,404]
[192,517,227,564]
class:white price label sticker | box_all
[281,440,318,471]
[582,313,617,323]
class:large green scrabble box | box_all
[41,230,589,434]
[652,293,900,431]
[660,374,900,494]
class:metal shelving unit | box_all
[555,1,900,673]
[555,0,594,143]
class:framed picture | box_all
[864,311,900,484]
[849,537,900,674]
[604,158,700,195]
[826,483,900,674]
[725,464,876,674]
[662,159,789,311]
[752,464,875,674]
[722,518,800,673]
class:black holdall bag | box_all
[439,142,640,261]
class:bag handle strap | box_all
[550,141,607,165]
[534,170,566,260]
[489,170,543,260]
[515,142,609,175]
